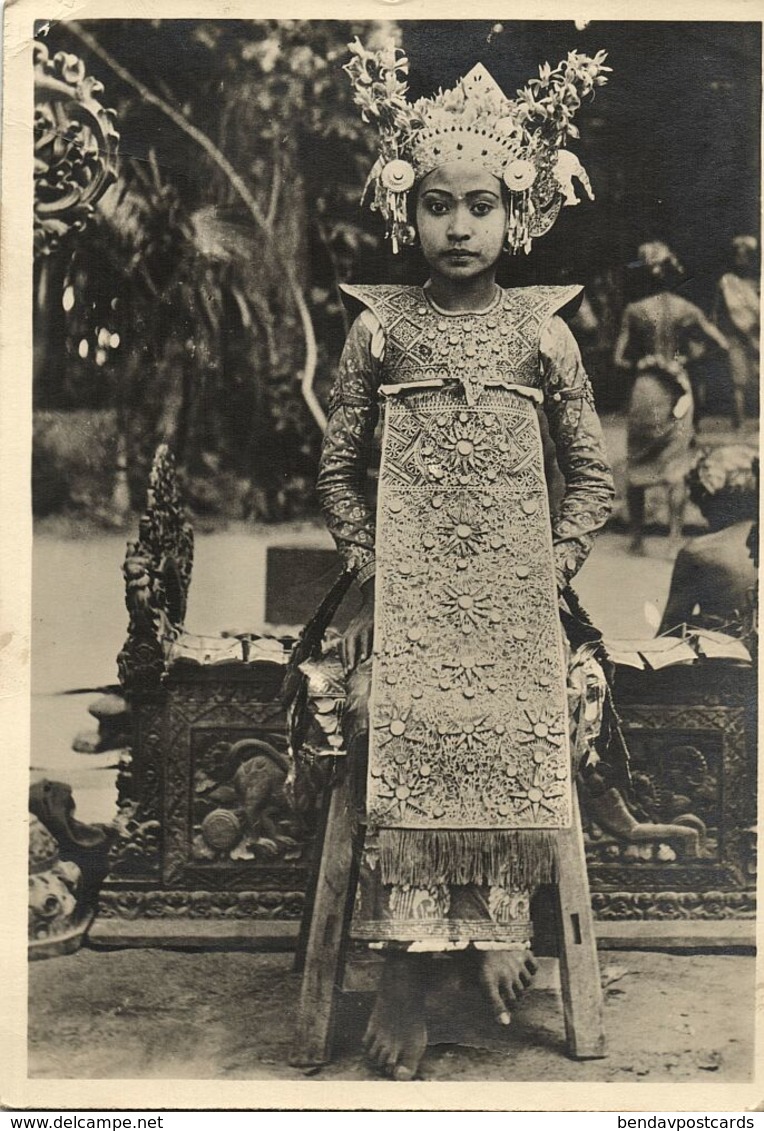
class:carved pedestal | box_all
[95,445,321,943]
[99,660,321,932]
[587,663,756,925]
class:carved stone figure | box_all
[554,149,595,206]
[581,762,707,860]
[194,738,307,864]
[29,780,115,958]
[117,444,194,692]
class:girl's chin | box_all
[432,259,496,279]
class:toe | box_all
[384,1049,400,1078]
[499,975,518,1006]
[394,1064,415,1081]
[480,973,507,1022]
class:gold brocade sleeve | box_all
[540,316,615,590]
[316,314,381,578]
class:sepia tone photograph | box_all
[13,8,761,1101]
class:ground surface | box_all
[28,948,754,1081]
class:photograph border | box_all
[2,0,762,1110]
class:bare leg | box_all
[363,951,429,1081]
[627,486,646,554]
[733,387,745,430]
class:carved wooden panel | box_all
[110,699,165,880]
[586,665,756,920]
[160,666,323,890]
[97,887,306,921]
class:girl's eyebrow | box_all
[421,188,500,200]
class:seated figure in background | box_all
[658,445,758,636]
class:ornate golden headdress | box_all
[344,38,610,254]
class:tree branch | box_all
[68,22,324,431]
[266,139,282,229]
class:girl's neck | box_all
[424,272,500,313]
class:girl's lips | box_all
[443,250,477,260]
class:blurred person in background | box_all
[614,241,728,554]
[714,235,760,430]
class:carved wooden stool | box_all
[291,768,606,1070]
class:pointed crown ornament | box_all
[344,38,610,254]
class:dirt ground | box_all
[28,947,754,1082]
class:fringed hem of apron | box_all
[378,828,558,888]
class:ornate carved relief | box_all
[592,890,755,921]
[98,888,306,920]
[160,670,324,887]
[34,42,119,257]
[585,694,755,910]
[117,445,194,693]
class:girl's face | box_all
[415,162,507,284]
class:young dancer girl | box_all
[317,39,615,1080]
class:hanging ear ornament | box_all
[503,158,537,193]
[399,224,418,248]
[380,159,416,192]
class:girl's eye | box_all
[472,202,494,216]
[427,201,449,215]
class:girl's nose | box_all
[447,204,472,241]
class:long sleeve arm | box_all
[316,314,381,581]
[540,316,616,590]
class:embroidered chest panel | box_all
[368,385,572,832]
[342,284,581,407]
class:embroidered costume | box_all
[317,284,614,947]
[313,39,614,951]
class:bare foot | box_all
[363,952,429,1080]
[474,950,538,1025]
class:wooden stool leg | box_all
[292,783,332,975]
[290,764,357,1069]
[554,789,607,1059]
